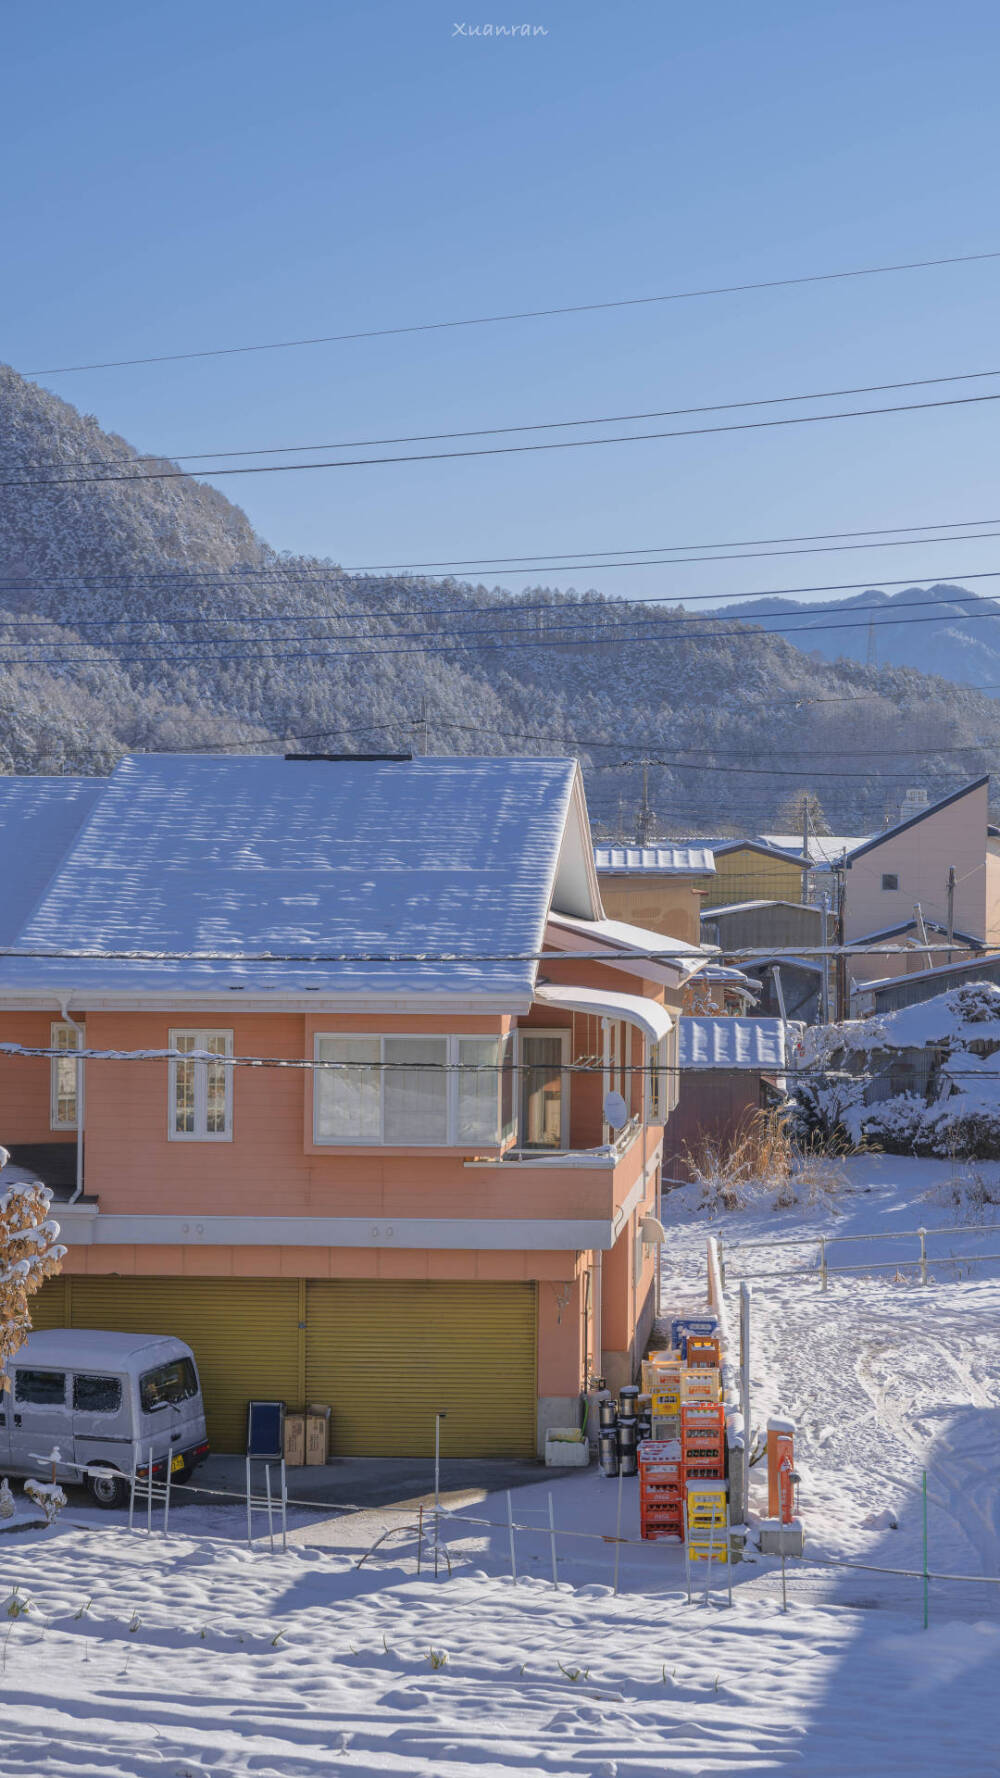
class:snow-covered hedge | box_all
[791,982,1000,1158]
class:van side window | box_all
[73,1374,123,1414]
[14,1369,66,1406]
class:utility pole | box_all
[946,865,956,965]
[820,893,831,1023]
[835,866,847,1023]
[419,698,430,756]
[636,761,655,846]
[801,800,811,906]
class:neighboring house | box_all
[692,839,807,909]
[663,1016,793,1181]
[0,754,704,1458]
[787,778,1000,994]
[853,951,1000,1017]
[594,845,715,946]
[700,900,833,1025]
[682,963,760,1017]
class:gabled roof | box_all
[678,1016,793,1070]
[844,776,989,865]
[701,898,823,919]
[0,754,586,1005]
[545,911,705,988]
[761,832,871,863]
[851,917,983,948]
[709,836,810,865]
[857,950,1000,994]
[594,844,715,876]
[0,776,103,942]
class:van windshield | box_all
[140,1357,198,1413]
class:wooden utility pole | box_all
[946,865,956,965]
[801,801,811,905]
[835,866,847,1023]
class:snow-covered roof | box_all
[824,983,1000,1054]
[0,754,583,1004]
[678,1016,791,1070]
[546,911,706,989]
[861,950,1000,994]
[761,833,872,863]
[701,899,822,919]
[14,1328,189,1368]
[0,776,102,943]
[534,982,673,1046]
[594,845,715,875]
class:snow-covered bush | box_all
[790,983,1000,1159]
[0,1173,66,1375]
[24,1479,66,1525]
[682,1107,849,1214]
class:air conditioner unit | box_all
[639,1214,667,1246]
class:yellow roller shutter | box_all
[27,1277,68,1330]
[306,1280,537,1458]
[66,1278,301,1454]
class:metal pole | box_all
[739,1282,751,1524]
[946,866,956,965]
[146,1446,153,1536]
[434,1411,446,1580]
[416,1502,423,1575]
[506,1489,517,1582]
[128,1453,137,1533]
[280,1459,287,1552]
[163,1457,171,1536]
[265,1462,274,1553]
[547,1491,558,1587]
[245,1455,252,1548]
[922,1469,929,1630]
[781,1552,787,1613]
[918,1227,928,1287]
[820,1236,827,1292]
[613,1464,624,1596]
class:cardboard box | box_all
[305,1406,331,1465]
[283,1411,306,1468]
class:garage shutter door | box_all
[28,1278,68,1329]
[63,1278,301,1455]
[306,1280,537,1458]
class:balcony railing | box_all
[493,1113,643,1166]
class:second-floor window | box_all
[51,1021,84,1130]
[168,1029,233,1141]
[314,1034,513,1146]
[519,1031,569,1149]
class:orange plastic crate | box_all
[686,1335,721,1368]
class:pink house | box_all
[0,755,702,1459]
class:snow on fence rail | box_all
[717,1221,1000,1289]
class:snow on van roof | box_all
[13,1329,190,1369]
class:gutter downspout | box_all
[58,996,84,1203]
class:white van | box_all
[1,1329,210,1508]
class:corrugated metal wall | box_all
[28,1276,538,1458]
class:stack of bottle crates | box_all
[637,1439,684,1541]
[681,1401,726,1482]
[685,1479,729,1562]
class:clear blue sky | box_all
[5,0,1000,603]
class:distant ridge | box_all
[2,361,1000,832]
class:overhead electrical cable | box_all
[22,245,1000,377]
[13,363,1000,470]
[6,389,1000,488]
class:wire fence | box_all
[718,1219,1000,1289]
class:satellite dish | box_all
[603,1090,628,1131]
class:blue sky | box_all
[5,0,1000,604]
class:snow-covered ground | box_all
[1,1154,999,1775]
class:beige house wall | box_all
[844,783,989,981]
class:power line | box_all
[5,508,1000,586]
[11,579,1000,666]
[7,388,1000,489]
[22,245,1000,378]
[14,364,1000,471]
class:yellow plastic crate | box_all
[687,1540,729,1563]
[652,1389,682,1416]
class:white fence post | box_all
[506,1490,517,1582]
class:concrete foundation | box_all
[758,1517,804,1557]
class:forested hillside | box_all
[2,362,999,834]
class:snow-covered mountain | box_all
[3,362,1000,832]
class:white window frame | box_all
[312,1033,510,1148]
[50,1021,84,1131]
[516,1027,571,1150]
[168,1029,234,1143]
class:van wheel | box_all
[87,1470,129,1510]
